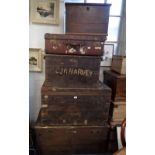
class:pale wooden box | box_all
[112,101,126,121]
[111,55,126,74]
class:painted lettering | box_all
[89,70,93,77]
[68,68,73,75]
[63,68,67,75]
[55,67,93,77]
[73,69,78,75]
[77,69,83,76]
[55,68,63,75]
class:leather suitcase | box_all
[34,119,110,155]
[40,81,111,126]
[45,33,106,56]
[103,70,126,101]
[65,3,111,35]
[45,54,101,88]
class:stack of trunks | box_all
[103,56,126,152]
[34,3,112,155]
[103,55,126,153]
[104,56,126,126]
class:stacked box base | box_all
[34,118,110,155]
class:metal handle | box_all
[65,40,85,47]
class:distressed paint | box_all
[45,55,101,87]
[55,67,93,77]
[45,33,106,56]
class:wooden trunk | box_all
[34,121,110,155]
[45,54,101,88]
[40,82,111,126]
[111,55,126,75]
[103,70,126,102]
[45,33,106,56]
[65,3,111,35]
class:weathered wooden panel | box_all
[65,3,111,34]
[103,70,126,101]
[40,82,111,125]
[111,55,126,74]
[34,123,110,155]
[109,101,126,123]
[40,108,109,126]
[45,54,101,87]
[34,126,71,155]
[112,104,126,121]
[45,33,106,56]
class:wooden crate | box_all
[45,33,106,56]
[65,3,111,35]
[103,70,126,101]
[111,55,126,75]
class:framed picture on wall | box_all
[30,0,60,25]
[29,48,43,72]
[100,44,114,67]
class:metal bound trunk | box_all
[103,70,126,102]
[45,33,106,56]
[34,119,110,155]
[45,54,101,88]
[40,81,111,126]
[65,3,111,35]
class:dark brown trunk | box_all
[65,3,111,34]
[45,54,101,87]
[40,82,111,126]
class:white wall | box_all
[29,1,65,122]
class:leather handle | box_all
[65,41,85,47]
